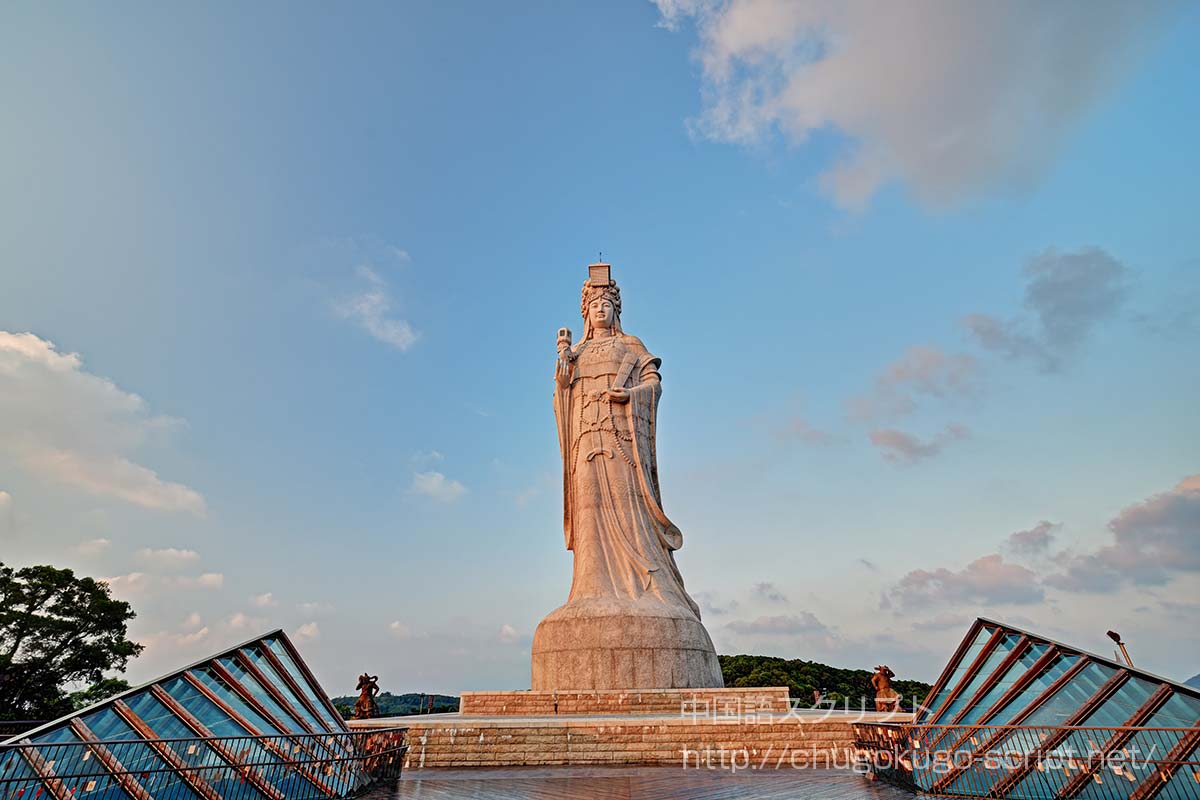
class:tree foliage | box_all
[328,691,460,718]
[0,563,143,720]
[718,654,933,711]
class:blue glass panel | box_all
[161,677,253,739]
[242,647,329,734]
[1150,691,1200,727]
[188,668,282,735]
[217,657,307,734]
[1023,661,1116,726]
[0,748,39,782]
[78,709,202,800]
[262,639,346,731]
[1156,739,1200,800]
[161,677,328,798]
[122,691,270,800]
[918,626,995,723]
[930,633,1024,724]
[1081,676,1158,726]
[936,660,1122,796]
[979,653,1081,727]
[958,643,1051,725]
[29,727,130,800]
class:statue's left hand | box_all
[606,387,630,403]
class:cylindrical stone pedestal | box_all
[532,601,723,690]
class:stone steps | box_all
[352,711,911,769]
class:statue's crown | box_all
[580,262,621,319]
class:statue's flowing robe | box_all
[554,333,701,618]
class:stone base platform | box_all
[459,687,791,716]
[350,708,911,770]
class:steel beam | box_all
[149,684,287,800]
[68,718,154,800]
[110,698,225,800]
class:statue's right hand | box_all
[555,357,572,388]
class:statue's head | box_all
[581,277,622,338]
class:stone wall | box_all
[459,687,791,716]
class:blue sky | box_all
[2,1,1198,696]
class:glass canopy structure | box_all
[1,630,404,800]
[906,617,1200,799]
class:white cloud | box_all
[181,612,203,629]
[0,332,205,514]
[75,537,112,557]
[184,573,225,589]
[102,571,224,594]
[388,620,413,639]
[654,1,1172,209]
[137,547,200,568]
[335,266,419,351]
[0,491,11,511]
[179,626,210,645]
[139,624,211,654]
[410,471,467,503]
[252,592,276,608]
[102,572,150,594]
[299,601,333,614]
[295,622,320,642]
[498,624,519,643]
[228,611,266,630]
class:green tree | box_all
[0,563,143,720]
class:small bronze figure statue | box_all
[871,665,901,712]
[352,672,380,720]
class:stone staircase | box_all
[352,709,911,770]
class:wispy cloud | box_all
[751,582,788,604]
[964,248,1128,372]
[727,612,830,637]
[75,537,112,557]
[137,547,200,568]
[102,572,224,594]
[886,554,1044,610]
[1005,521,1061,557]
[1047,475,1200,592]
[868,424,969,464]
[0,332,205,514]
[252,592,277,608]
[335,265,418,351]
[849,346,979,421]
[653,2,1173,209]
[295,622,320,642]
[410,471,467,503]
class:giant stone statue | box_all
[531,263,723,689]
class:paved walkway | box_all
[366,765,913,799]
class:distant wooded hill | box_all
[330,656,933,717]
[719,655,933,710]
[330,692,460,718]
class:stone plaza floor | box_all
[364,765,915,799]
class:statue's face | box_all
[588,298,615,329]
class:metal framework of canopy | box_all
[908,617,1200,799]
[0,630,398,800]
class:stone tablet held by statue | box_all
[531,262,723,690]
